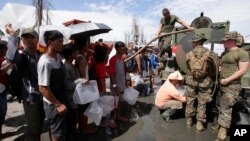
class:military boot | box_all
[162,109,176,123]
[217,127,227,141]
[186,118,193,127]
[211,122,220,132]
[196,121,205,132]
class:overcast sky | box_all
[0,0,250,42]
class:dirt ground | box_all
[1,95,50,141]
[3,88,250,141]
[2,98,25,141]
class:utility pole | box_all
[33,0,52,32]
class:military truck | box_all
[159,13,250,123]
[124,12,250,124]
[162,12,250,91]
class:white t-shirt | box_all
[129,73,144,86]
[38,54,62,86]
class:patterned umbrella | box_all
[67,22,112,39]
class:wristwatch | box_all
[112,84,117,88]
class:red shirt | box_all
[95,62,106,78]
[0,58,8,85]
[172,45,177,54]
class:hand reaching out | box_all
[5,23,20,35]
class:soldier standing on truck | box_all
[215,31,249,141]
[155,8,194,79]
[185,33,219,132]
[155,8,194,58]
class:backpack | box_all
[8,64,23,103]
[125,52,136,72]
[189,51,210,79]
[7,51,30,103]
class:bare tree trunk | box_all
[131,16,140,45]
[124,30,131,47]
[140,28,144,44]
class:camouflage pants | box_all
[158,36,172,56]
[217,84,241,128]
[161,100,183,110]
[158,36,172,75]
[185,85,212,123]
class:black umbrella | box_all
[68,22,112,39]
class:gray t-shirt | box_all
[63,62,80,109]
[115,59,126,92]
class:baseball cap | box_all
[21,28,38,37]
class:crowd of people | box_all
[0,22,167,140]
[0,7,249,141]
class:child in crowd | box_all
[129,66,148,97]
[149,47,160,93]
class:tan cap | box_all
[167,71,183,81]
[222,31,238,41]
[192,33,207,42]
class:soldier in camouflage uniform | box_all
[185,33,219,132]
[155,8,194,59]
[155,8,194,80]
[215,31,249,141]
